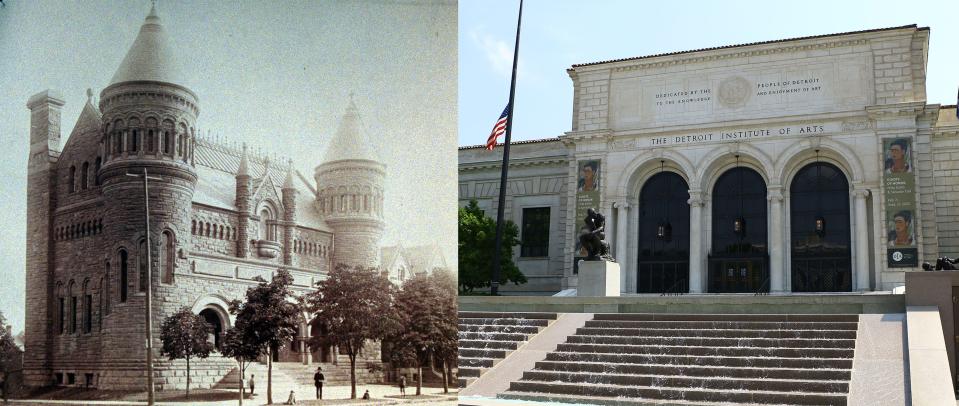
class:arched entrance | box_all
[708,167,768,293]
[790,162,852,292]
[310,319,333,363]
[637,171,690,293]
[199,308,224,350]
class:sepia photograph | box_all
[0,0,457,405]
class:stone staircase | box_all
[214,361,297,395]
[273,361,382,387]
[457,311,557,388]
[499,313,859,405]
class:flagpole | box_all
[490,0,524,296]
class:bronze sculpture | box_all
[922,257,959,271]
[578,208,613,261]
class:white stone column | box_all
[768,189,785,293]
[854,189,871,291]
[688,193,704,293]
[615,202,629,293]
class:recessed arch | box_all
[616,149,696,199]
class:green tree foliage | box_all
[227,269,300,405]
[458,199,526,293]
[307,264,402,399]
[159,307,214,399]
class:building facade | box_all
[23,7,390,389]
[460,25,959,295]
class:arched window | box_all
[119,250,129,303]
[259,206,277,241]
[56,283,65,335]
[68,166,76,193]
[160,231,175,284]
[98,278,104,331]
[94,157,101,186]
[191,220,197,235]
[147,130,155,153]
[138,239,148,292]
[104,261,111,314]
[68,281,77,334]
[80,162,89,190]
[130,129,139,152]
[82,280,92,334]
[163,131,172,155]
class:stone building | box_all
[460,25,959,295]
[23,6,389,389]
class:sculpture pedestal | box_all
[577,261,620,297]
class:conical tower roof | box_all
[109,4,187,87]
[323,96,380,163]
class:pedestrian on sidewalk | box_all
[399,375,406,397]
[249,374,255,396]
[314,366,325,399]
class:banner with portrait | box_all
[882,137,918,267]
[574,159,601,270]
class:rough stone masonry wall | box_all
[191,207,238,257]
[292,227,331,271]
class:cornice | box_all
[459,155,568,172]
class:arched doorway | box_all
[310,319,333,363]
[637,171,690,293]
[790,162,852,292]
[708,167,768,293]
[199,308,224,350]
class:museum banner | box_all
[574,159,601,271]
[882,137,918,267]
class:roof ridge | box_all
[571,24,922,69]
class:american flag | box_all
[486,104,510,151]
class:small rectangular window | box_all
[67,373,75,385]
[521,207,551,257]
[55,373,64,385]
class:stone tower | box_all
[315,99,386,268]
[96,4,198,386]
[23,90,65,387]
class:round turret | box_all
[315,98,386,268]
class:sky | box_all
[458,0,959,146]
[0,0,457,335]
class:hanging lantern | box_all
[815,216,826,237]
[657,220,672,241]
[733,216,746,237]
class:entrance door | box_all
[790,162,852,292]
[708,167,769,293]
[637,172,690,293]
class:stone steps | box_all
[499,390,822,406]
[499,313,857,405]
[456,311,556,390]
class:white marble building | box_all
[459,25,959,295]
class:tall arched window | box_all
[80,162,89,190]
[119,250,129,302]
[98,278,104,331]
[82,280,92,334]
[161,231,175,284]
[104,261,111,314]
[130,129,140,152]
[260,208,275,241]
[68,281,77,334]
[94,157,102,186]
[163,131,172,155]
[138,239,148,292]
[56,283,65,335]
[68,166,76,193]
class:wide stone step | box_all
[520,370,848,394]
[584,320,858,331]
[576,327,857,340]
[459,347,509,359]
[459,324,542,334]
[593,313,859,323]
[458,377,477,388]
[458,339,520,350]
[506,381,847,405]
[555,343,854,359]
[458,366,485,377]
[459,318,550,327]
[499,390,794,406]
[459,311,557,320]
[566,334,856,349]
[458,357,497,368]
[459,331,530,342]
[545,351,853,370]
[533,360,852,381]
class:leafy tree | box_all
[307,264,402,399]
[228,269,300,405]
[430,271,459,393]
[458,200,526,293]
[220,323,260,406]
[388,272,458,395]
[159,307,214,399]
[0,312,20,403]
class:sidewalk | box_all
[3,384,458,406]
